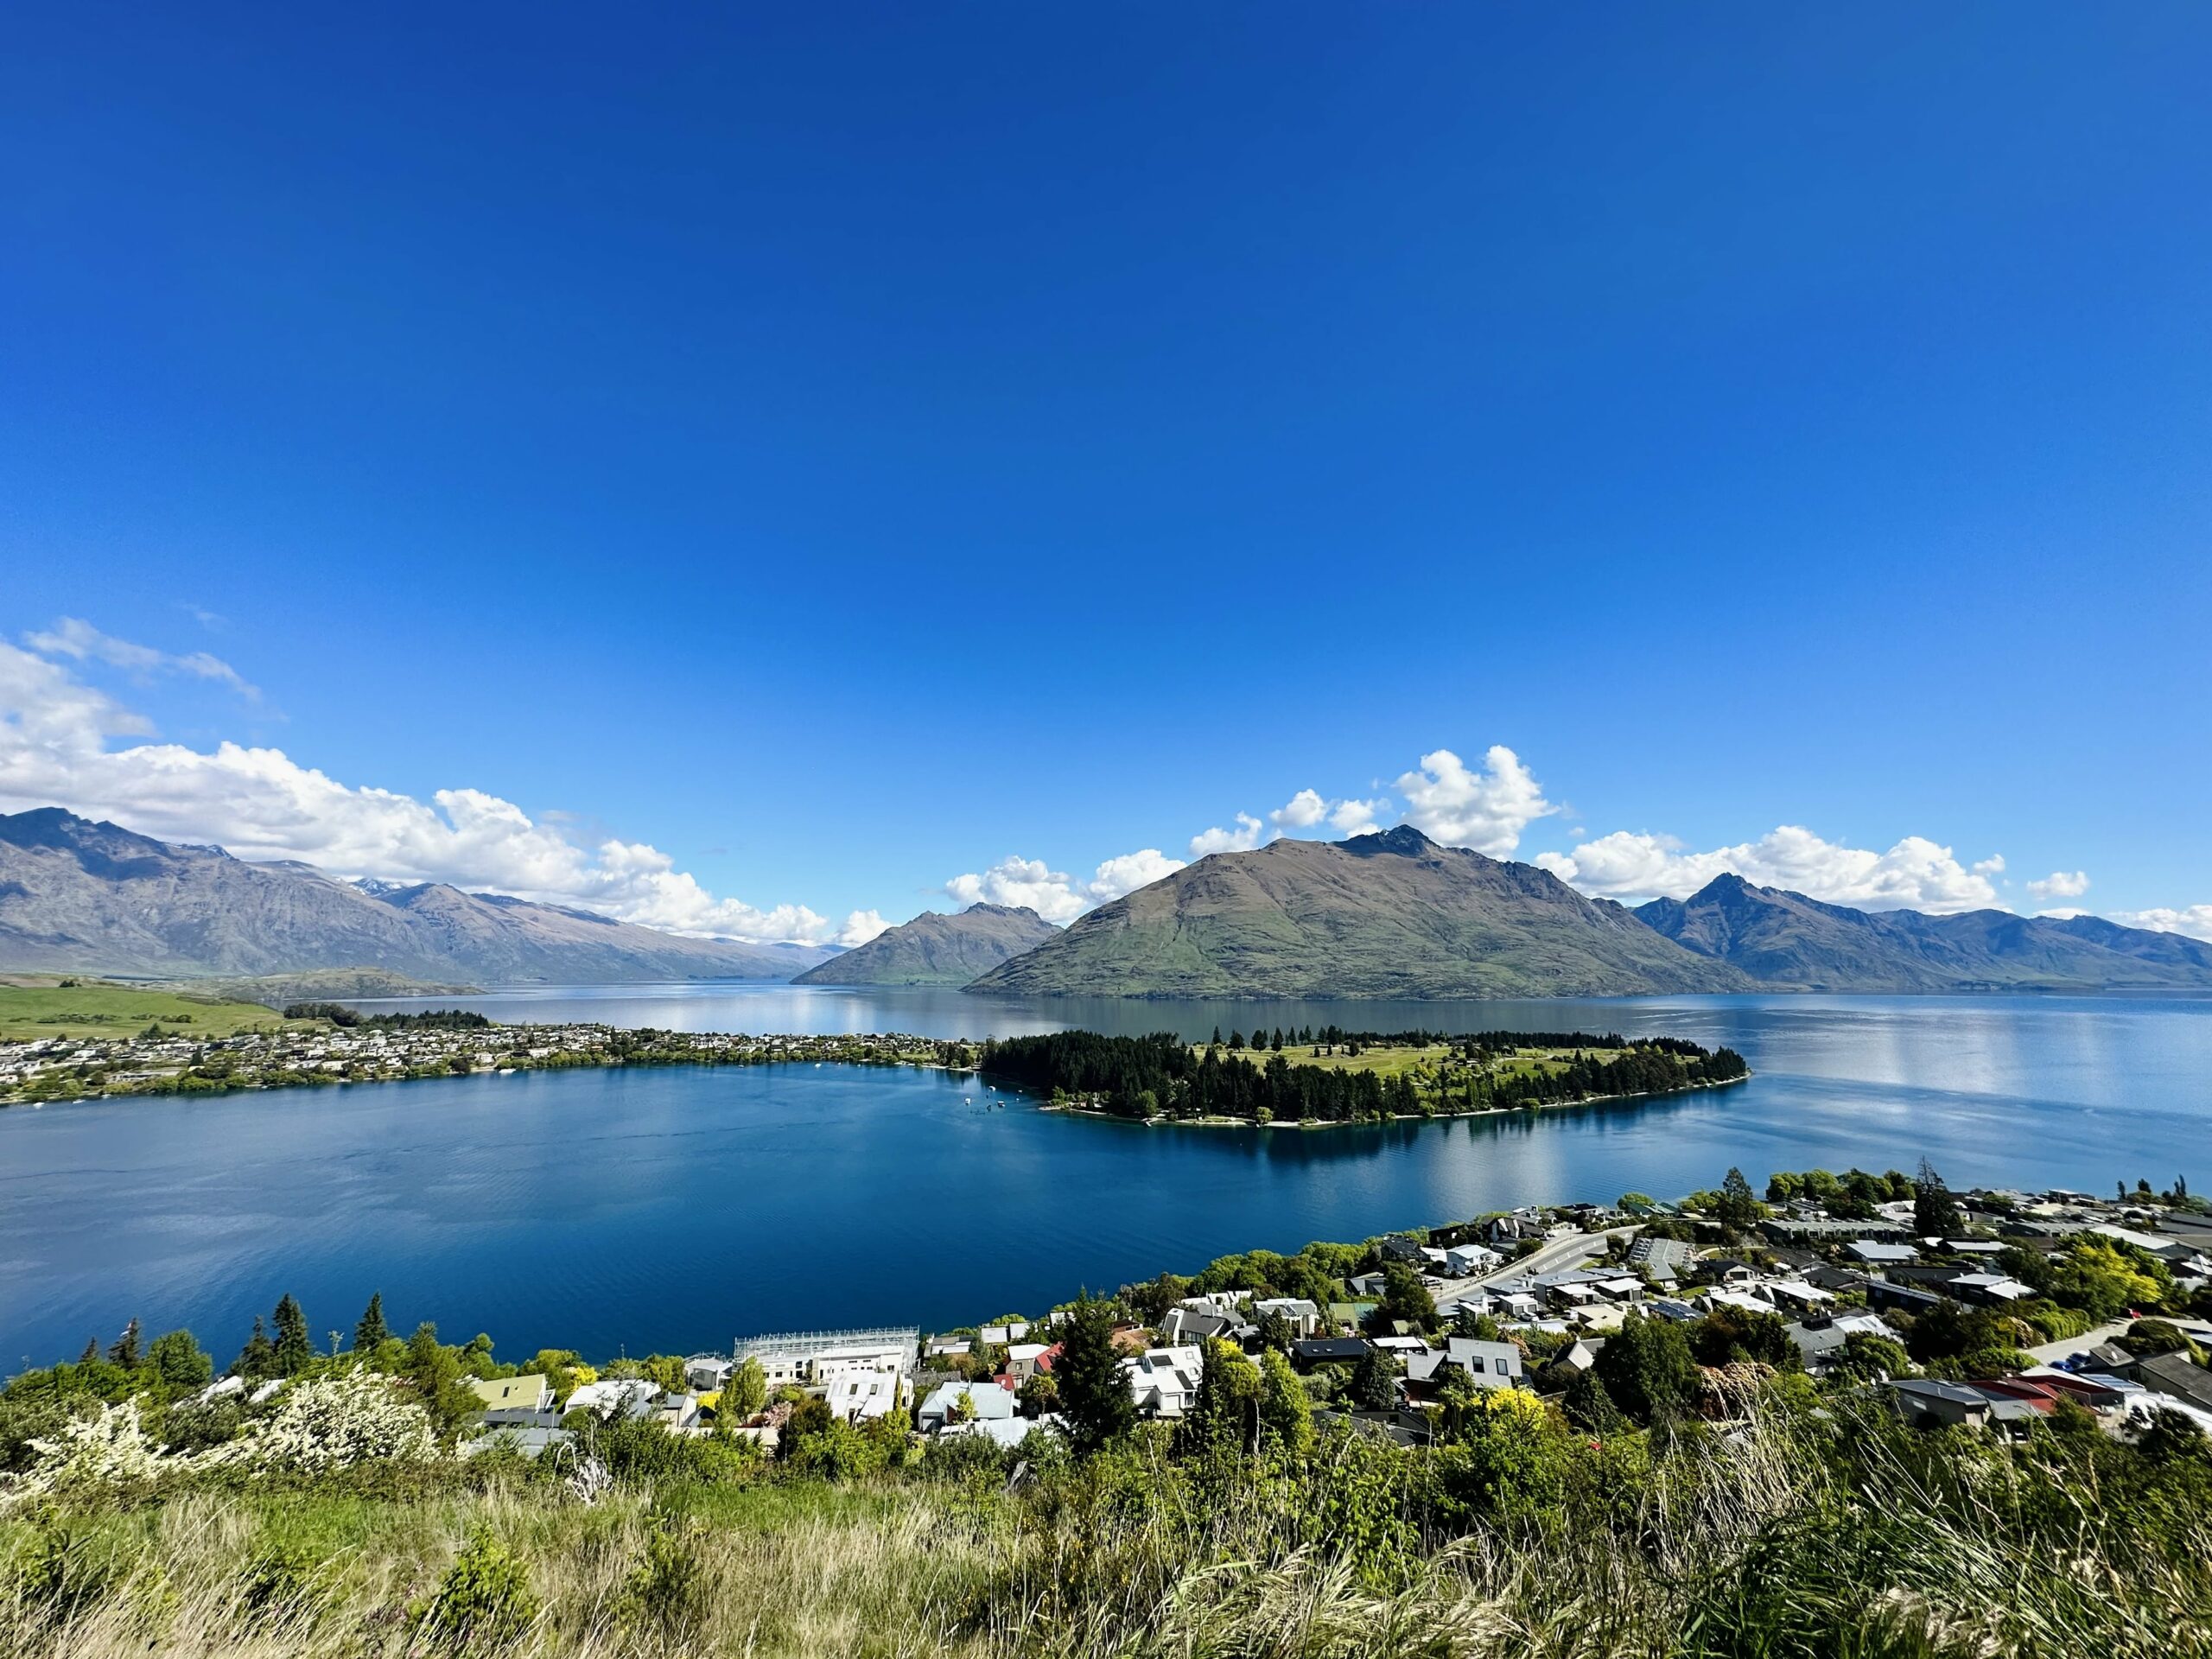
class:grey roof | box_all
[2133,1351,2212,1411]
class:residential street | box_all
[1433,1227,1640,1309]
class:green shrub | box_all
[410,1527,538,1650]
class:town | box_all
[410,1166,2212,1463]
[0,1012,971,1105]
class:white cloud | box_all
[1395,746,1555,855]
[1089,848,1184,899]
[1189,814,1264,857]
[837,909,889,946]
[0,640,833,943]
[1269,790,1328,830]
[1329,797,1385,836]
[2027,869,2090,902]
[2109,905,2212,944]
[1536,824,2005,913]
[1973,855,2005,876]
[944,846,1185,925]
[25,617,259,701]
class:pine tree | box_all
[354,1292,391,1353]
[235,1316,276,1381]
[272,1294,314,1376]
[1716,1166,1760,1231]
[79,1336,100,1366]
[1054,1296,1136,1456]
[107,1318,142,1369]
[1914,1159,1962,1238]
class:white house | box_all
[824,1369,907,1423]
[1005,1342,1057,1382]
[1252,1297,1322,1337]
[1122,1345,1205,1418]
[565,1380,660,1421]
[918,1380,1016,1433]
[1444,1243,1503,1276]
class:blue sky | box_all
[3,3,2209,941]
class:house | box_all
[1348,1272,1390,1298]
[1441,1337,1523,1389]
[1760,1279,1834,1313]
[1160,1306,1245,1345]
[1887,1377,1993,1429]
[1550,1337,1606,1376]
[1004,1342,1060,1383]
[942,1414,1056,1450]
[2129,1351,2212,1414]
[1444,1243,1504,1277]
[1948,1273,2035,1306]
[918,1379,1017,1434]
[1491,1289,1541,1321]
[652,1393,702,1432]
[462,1426,575,1460]
[684,1356,734,1393]
[1627,1236,1692,1281]
[979,1322,1031,1344]
[734,1328,918,1389]
[1763,1217,1908,1244]
[824,1369,906,1423]
[1122,1346,1205,1417]
[470,1375,553,1416]
[565,1380,660,1421]
[1863,1280,1947,1315]
[1847,1241,1918,1266]
[1288,1337,1373,1370]
[1252,1297,1323,1337]
[1378,1235,1427,1264]
[1787,1312,1898,1372]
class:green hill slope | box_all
[966,827,1751,999]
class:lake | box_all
[2,987,2208,1371]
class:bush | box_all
[410,1528,538,1650]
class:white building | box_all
[1122,1345,1205,1418]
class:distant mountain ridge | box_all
[0,808,832,982]
[1635,873,2212,992]
[794,903,1060,987]
[968,826,1754,999]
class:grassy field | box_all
[0,980,321,1041]
[1200,1040,1574,1084]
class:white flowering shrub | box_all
[197,1370,441,1475]
[4,1398,174,1508]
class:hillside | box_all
[161,968,483,1009]
[967,826,1752,999]
[0,808,833,983]
[794,903,1058,987]
[0,979,318,1041]
[1636,874,2212,991]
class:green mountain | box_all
[965,827,1752,999]
[1636,873,2212,991]
[793,904,1060,988]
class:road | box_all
[1432,1227,1640,1310]
[2025,1314,2212,1366]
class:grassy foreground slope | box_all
[968,827,1751,999]
[0,980,318,1041]
[3,1392,2208,1658]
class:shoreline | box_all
[1035,1070,1751,1129]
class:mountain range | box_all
[967,826,1754,998]
[6,806,2208,998]
[1635,873,2212,992]
[792,903,1058,987]
[0,809,832,982]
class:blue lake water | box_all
[2,987,2209,1371]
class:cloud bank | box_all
[1533,825,2005,912]
[1,635,849,944]
[9,622,2202,948]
